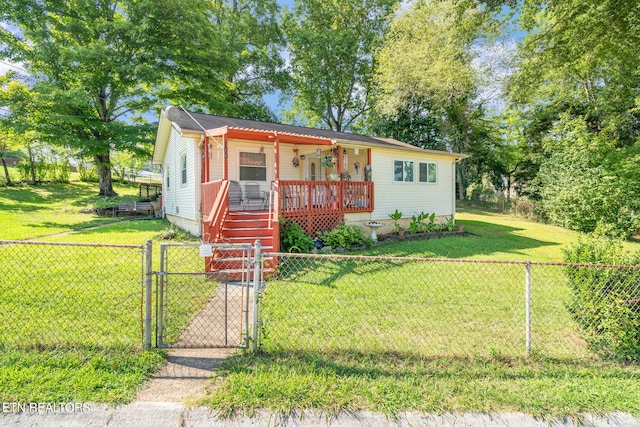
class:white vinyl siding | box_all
[372,150,455,220]
[162,129,199,221]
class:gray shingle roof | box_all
[167,108,465,157]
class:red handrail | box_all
[279,180,373,215]
[201,180,229,242]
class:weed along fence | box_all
[2,239,639,362]
[257,253,640,360]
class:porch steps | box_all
[204,210,276,280]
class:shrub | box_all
[279,219,314,253]
[563,236,640,360]
[317,224,364,249]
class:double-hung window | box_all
[239,152,267,181]
[180,154,187,185]
[394,160,414,183]
[419,162,437,183]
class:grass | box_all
[0,178,144,240]
[0,179,195,405]
[368,206,583,262]
[199,208,640,418]
[4,179,640,415]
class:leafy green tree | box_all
[535,116,640,238]
[374,0,497,199]
[0,0,283,195]
[0,117,17,185]
[366,98,445,151]
[282,0,399,132]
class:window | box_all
[419,162,437,183]
[394,160,414,182]
[239,152,267,181]
[181,154,187,185]
[166,167,170,189]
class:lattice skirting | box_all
[282,212,344,237]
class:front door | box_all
[308,158,321,181]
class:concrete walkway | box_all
[1,406,639,427]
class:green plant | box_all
[443,216,456,231]
[280,219,314,253]
[317,224,364,249]
[388,209,403,233]
[321,155,335,168]
[409,211,436,234]
[563,235,640,360]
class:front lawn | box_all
[0,180,143,240]
[0,180,178,404]
[200,208,640,418]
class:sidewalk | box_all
[1,405,639,427]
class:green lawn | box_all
[0,179,144,240]
[4,180,640,416]
[201,208,640,418]
[0,180,177,404]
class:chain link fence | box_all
[3,239,638,360]
[0,240,148,349]
[156,243,253,348]
[257,254,640,360]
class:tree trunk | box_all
[456,167,465,200]
[95,153,117,196]
[1,157,11,185]
[27,144,36,183]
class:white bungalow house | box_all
[152,106,467,253]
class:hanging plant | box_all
[322,155,336,168]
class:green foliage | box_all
[564,236,640,361]
[0,0,283,196]
[388,209,403,233]
[77,158,98,182]
[282,0,398,131]
[317,224,365,249]
[409,211,436,234]
[443,216,456,232]
[279,219,314,253]
[535,116,640,239]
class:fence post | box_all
[144,240,153,349]
[525,260,531,356]
[252,239,262,352]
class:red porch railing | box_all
[201,179,229,242]
[279,180,374,215]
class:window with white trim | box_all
[166,167,170,190]
[394,160,414,182]
[180,154,187,185]
[239,152,267,181]
[419,162,437,183]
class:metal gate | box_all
[156,242,259,348]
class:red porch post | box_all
[222,134,229,181]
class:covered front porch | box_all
[199,125,375,249]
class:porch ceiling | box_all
[205,126,335,146]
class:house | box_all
[152,106,467,253]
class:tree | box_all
[282,0,399,132]
[500,0,640,235]
[0,117,15,185]
[0,0,282,195]
[366,99,444,151]
[374,0,494,199]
